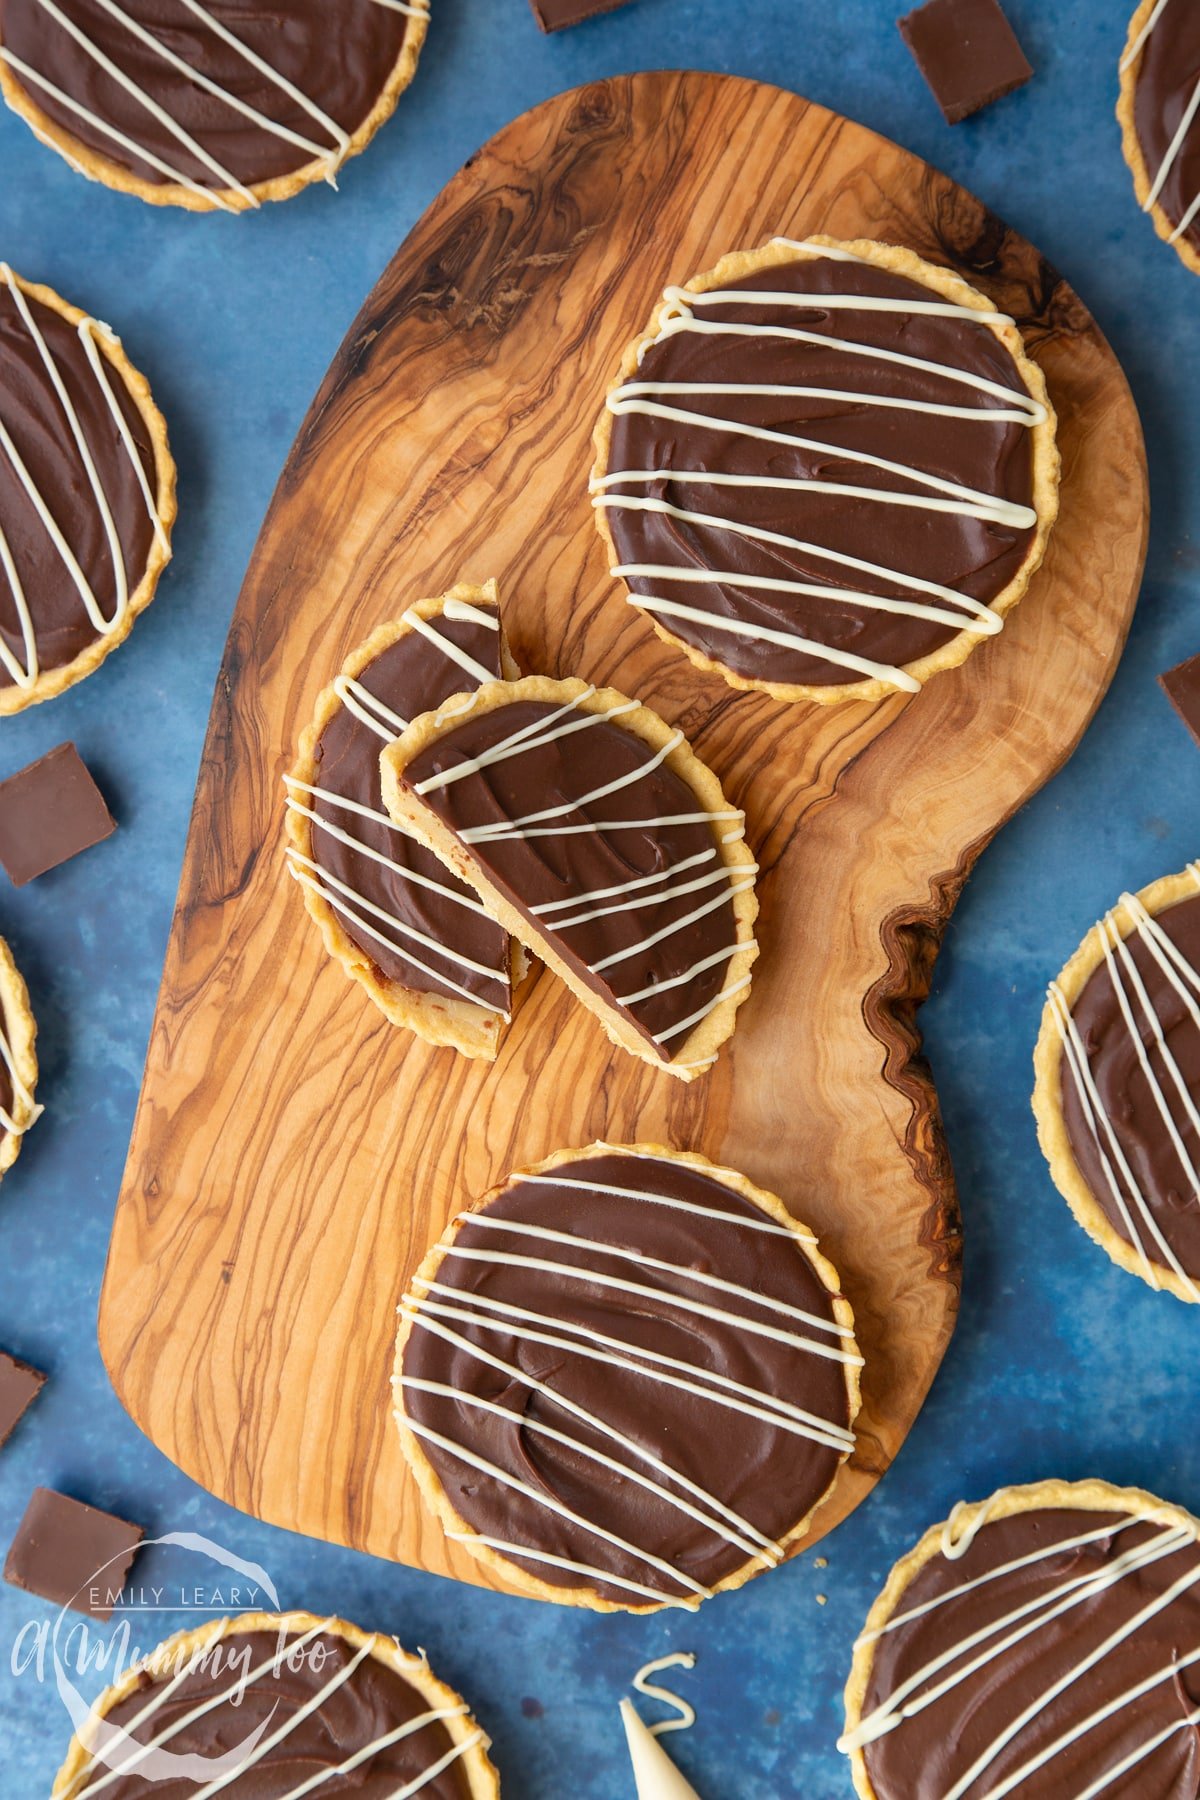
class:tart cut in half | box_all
[52,1608,499,1798]
[592,234,1059,705]
[394,1142,861,1613]
[378,674,758,1081]
[286,581,525,1061]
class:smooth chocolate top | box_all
[861,1505,1200,1798]
[403,699,741,1055]
[0,0,414,193]
[1160,651,1200,748]
[310,614,510,1010]
[0,741,116,884]
[530,0,631,30]
[604,254,1038,689]
[4,1486,142,1621]
[0,283,158,687]
[898,0,1032,125]
[72,1625,473,1798]
[1132,0,1200,254]
[1061,889,1200,1277]
[403,1149,852,1604]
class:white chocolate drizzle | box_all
[633,1654,697,1736]
[398,1151,855,1607]
[0,995,41,1139]
[1125,0,1200,243]
[0,0,427,210]
[0,264,165,691]
[1048,863,1200,1298]
[595,252,1045,694]
[71,1614,480,1797]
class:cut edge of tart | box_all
[591,233,1060,707]
[0,6,430,215]
[841,1476,1200,1800]
[392,1140,861,1615]
[1117,0,1200,277]
[50,1607,500,1799]
[378,675,759,1082]
[0,933,39,1175]
[0,267,175,714]
[1032,863,1200,1304]
[286,580,525,1061]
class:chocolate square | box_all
[529,0,631,30]
[4,1488,142,1619]
[0,743,115,886]
[0,1352,46,1448]
[1159,653,1200,749]
[899,0,1033,124]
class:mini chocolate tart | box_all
[1033,862,1200,1303]
[379,676,758,1080]
[52,1609,499,1798]
[0,265,174,713]
[592,236,1059,705]
[0,935,40,1176]
[0,0,429,214]
[286,583,524,1060]
[1119,0,1200,275]
[394,1142,861,1613]
[841,1478,1200,1800]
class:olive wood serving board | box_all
[99,72,1147,1597]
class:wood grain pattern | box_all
[98,73,1147,1596]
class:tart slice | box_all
[395,1142,861,1613]
[286,582,524,1061]
[379,676,758,1081]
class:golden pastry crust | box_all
[0,270,176,714]
[286,581,523,1060]
[1032,864,1200,1303]
[379,675,758,1081]
[51,1607,500,1798]
[0,934,39,1176]
[0,6,429,214]
[842,1477,1200,1800]
[1118,0,1200,277]
[591,234,1060,706]
[393,1139,861,1614]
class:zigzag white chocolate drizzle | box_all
[1048,861,1200,1298]
[0,263,166,692]
[595,241,1046,693]
[0,0,428,213]
[284,599,512,1014]
[398,1150,857,1609]
[841,1507,1200,1799]
[68,1616,480,1797]
[0,1011,40,1139]
[1123,0,1200,244]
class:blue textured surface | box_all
[1,2,1198,1795]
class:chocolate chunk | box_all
[4,1487,142,1619]
[0,743,115,886]
[0,1352,45,1447]
[529,0,631,30]
[1159,653,1200,749]
[898,0,1033,124]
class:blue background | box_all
[1,2,1197,1794]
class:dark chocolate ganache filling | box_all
[0,276,159,688]
[1061,888,1200,1281]
[401,1148,856,1606]
[0,0,416,195]
[0,988,17,1128]
[402,698,747,1058]
[601,252,1041,691]
[1131,0,1200,255]
[857,1504,1200,1799]
[306,608,511,1012]
[72,1621,475,1798]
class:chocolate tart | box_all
[592,235,1059,705]
[1119,0,1200,276]
[0,0,429,214]
[394,1142,861,1613]
[841,1478,1200,1800]
[0,934,40,1175]
[0,266,174,712]
[1033,862,1200,1303]
[286,582,525,1060]
[52,1608,498,1797]
[379,675,758,1081]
